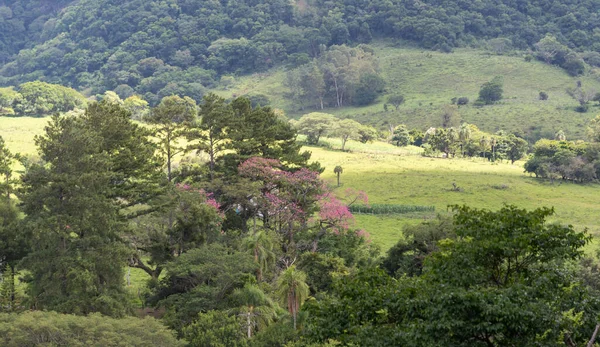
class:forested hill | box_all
[2,0,600,104]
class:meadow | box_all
[217,40,600,142]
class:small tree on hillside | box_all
[387,94,405,111]
[477,76,504,105]
[334,119,362,150]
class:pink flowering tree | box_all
[238,157,371,258]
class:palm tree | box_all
[243,230,276,282]
[458,123,471,157]
[276,265,310,330]
[229,284,278,338]
[334,166,343,187]
[480,136,489,160]
[491,136,498,162]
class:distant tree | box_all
[387,94,405,111]
[357,125,378,143]
[504,134,529,164]
[123,95,150,120]
[440,104,460,128]
[334,119,361,150]
[555,130,567,141]
[458,123,472,157]
[276,266,309,330]
[477,76,504,105]
[587,115,600,142]
[456,97,469,105]
[334,166,343,187]
[353,73,385,106]
[296,113,338,145]
[489,37,512,55]
[539,91,549,100]
[103,91,123,105]
[567,83,595,112]
[392,125,411,147]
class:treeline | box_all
[0,81,86,116]
[2,0,600,99]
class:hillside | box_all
[218,42,600,142]
[2,0,600,104]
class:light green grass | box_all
[311,143,600,250]
[220,40,600,141]
[0,117,48,155]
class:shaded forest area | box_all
[1,0,600,103]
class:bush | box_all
[348,204,435,214]
[0,311,183,347]
[576,104,589,113]
[457,97,469,105]
[539,91,548,100]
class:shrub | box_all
[539,91,548,100]
[457,97,469,105]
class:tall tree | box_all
[334,119,361,150]
[276,265,310,330]
[229,283,278,338]
[187,93,232,181]
[147,95,197,182]
[19,101,161,316]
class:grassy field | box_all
[310,138,600,251]
[217,40,600,141]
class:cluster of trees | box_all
[302,205,600,345]
[0,93,378,345]
[0,81,86,116]
[3,0,600,98]
[524,116,600,182]
[285,45,384,110]
[293,112,378,150]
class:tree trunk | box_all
[587,324,600,347]
[167,131,172,183]
[247,313,252,338]
[337,173,340,187]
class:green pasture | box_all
[310,140,600,250]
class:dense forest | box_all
[2,0,600,103]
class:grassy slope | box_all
[217,41,600,141]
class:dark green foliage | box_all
[348,204,435,215]
[304,205,599,346]
[18,101,161,316]
[382,215,454,277]
[477,76,503,105]
[539,91,548,100]
[2,0,600,91]
[184,310,248,347]
[352,73,385,106]
[0,311,183,346]
[152,244,256,331]
[524,138,599,182]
